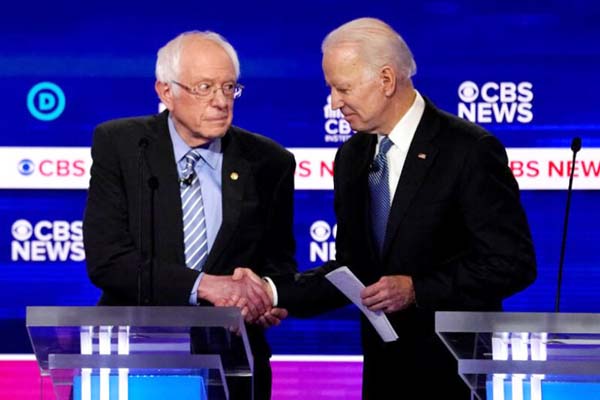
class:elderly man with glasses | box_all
[83,31,296,400]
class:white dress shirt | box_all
[375,90,425,200]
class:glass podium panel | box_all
[435,312,600,400]
[26,306,253,400]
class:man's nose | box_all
[210,88,229,108]
[330,91,344,109]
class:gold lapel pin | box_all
[417,153,427,160]
[230,172,239,181]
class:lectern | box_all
[436,312,600,400]
[26,306,253,400]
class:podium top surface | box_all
[435,311,600,334]
[26,306,243,328]
[26,306,253,381]
[435,312,600,400]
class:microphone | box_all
[179,172,195,186]
[137,137,158,306]
[571,137,582,153]
[555,137,582,312]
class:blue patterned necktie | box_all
[368,136,393,253]
[180,149,208,271]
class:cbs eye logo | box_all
[457,81,479,103]
[12,219,33,241]
[309,220,337,262]
[18,159,35,176]
[27,82,66,121]
[310,220,337,242]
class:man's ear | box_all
[380,66,397,97]
[155,81,174,110]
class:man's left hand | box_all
[257,307,288,328]
[361,275,415,313]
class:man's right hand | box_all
[197,272,272,321]
[230,268,288,327]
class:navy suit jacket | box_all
[275,98,536,398]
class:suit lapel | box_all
[382,102,440,258]
[342,134,375,187]
[342,134,379,259]
[145,112,186,265]
[202,129,249,273]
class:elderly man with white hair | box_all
[263,17,537,399]
[83,30,296,400]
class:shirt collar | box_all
[168,115,222,170]
[378,90,425,151]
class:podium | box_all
[26,306,254,400]
[436,312,600,400]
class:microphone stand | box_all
[147,175,159,305]
[137,138,158,305]
[555,137,582,312]
[137,139,147,306]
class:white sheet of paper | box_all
[325,266,399,342]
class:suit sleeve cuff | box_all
[189,273,204,305]
[263,276,278,307]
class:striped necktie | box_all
[368,136,393,253]
[180,149,208,271]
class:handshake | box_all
[198,267,288,328]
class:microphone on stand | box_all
[179,172,196,186]
[555,137,582,312]
[137,137,159,305]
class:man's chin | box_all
[205,129,229,139]
[347,122,365,132]
[204,122,231,135]
[344,116,362,132]
[209,120,231,131]
[189,126,229,145]
[346,121,375,134]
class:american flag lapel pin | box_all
[417,153,427,160]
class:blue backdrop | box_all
[1,1,599,355]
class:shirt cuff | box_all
[263,276,278,307]
[189,272,204,305]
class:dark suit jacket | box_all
[83,110,297,359]
[275,99,536,398]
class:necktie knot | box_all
[182,149,203,181]
[378,136,393,156]
[372,137,393,172]
[184,148,202,166]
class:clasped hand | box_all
[199,268,288,327]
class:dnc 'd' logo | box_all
[457,81,533,124]
[27,82,66,121]
[323,95,353,143]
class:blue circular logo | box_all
[18,159,35,176]
[27,82,66,121]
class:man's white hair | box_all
[155,30,240,83]
[322,17,417,79]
